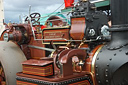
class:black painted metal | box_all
[72,1,108,40]
[111,0,128,25]
[108,0,128,49]
[107,30,128,50]
[16,76,93,85]
[85,11,108,40]
[95,0,128,85]
[72,1,95,17]
[95,45,128,85]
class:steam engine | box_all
[0,0,128,85]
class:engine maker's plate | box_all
[42,26,70,44]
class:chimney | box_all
[108,0,128,50]
[111,0,128,25]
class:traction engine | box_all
[0,0,128,85]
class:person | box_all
[108,21,111,27]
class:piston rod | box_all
[28,45,55,52]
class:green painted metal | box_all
[61,0,110,13]
[61,7,73,13]
[39,0,110,25]
[39,12,70,25]
[95,0,110,7]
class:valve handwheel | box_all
[25,13,41,24]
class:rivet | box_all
[106,69,108,72]
[106,80,109,82]
[96,65,98,68]
[107,64,109,66]
[98,81,101,83]
[125,52,128,55]
[97,57,99,60]
[106,75,108,77]
[96,74,99,76]
[109,58,112,61]
[114,53,116,56]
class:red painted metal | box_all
[64,0,74,8]
[22,59,54,77]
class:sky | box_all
[3,0,99,23]
[3,0,66,23]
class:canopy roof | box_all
[39,12,69,25]
[90,0,110,7]
[39,0,110,25]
